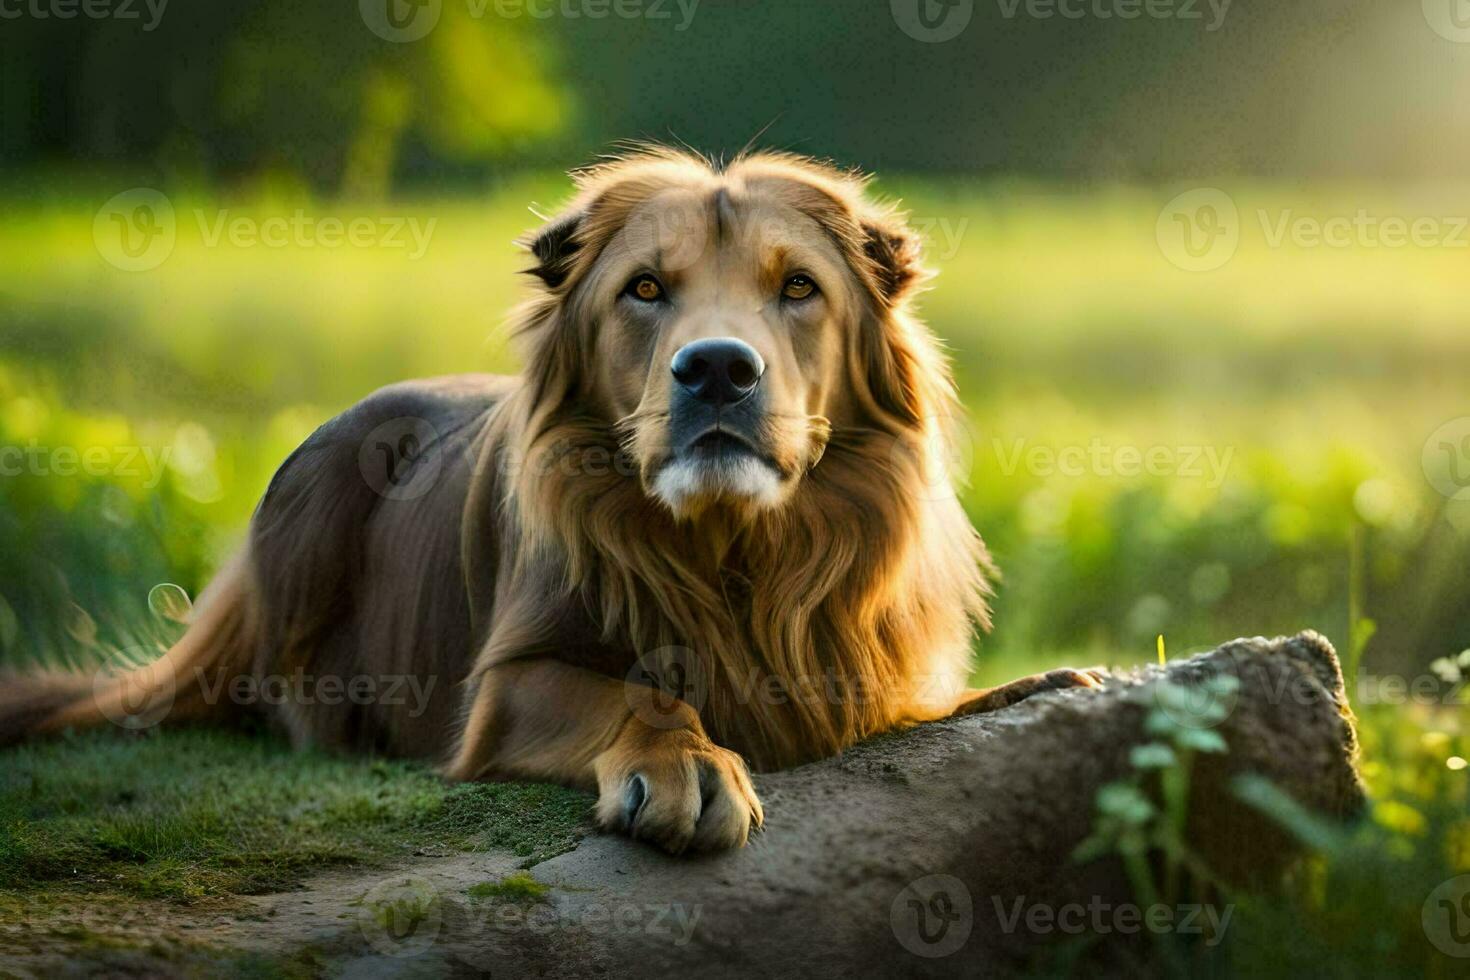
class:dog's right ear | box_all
[520,208,584,290]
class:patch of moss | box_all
[466,871,550,903]
[363,879,442,932]
[425,780,593,863]
[0,728,593,902]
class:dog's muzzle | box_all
[654,337,782,511]
[667,337,770,461]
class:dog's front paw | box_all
[1030,667,1108,694]
[594,726,763,854]
[952,666,1108,716]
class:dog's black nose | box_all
[670,338,764,406]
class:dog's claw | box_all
[622,772,649,830]
[595,733,761,854]
[1063,668,1109,689]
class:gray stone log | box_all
[409,631,1363,978]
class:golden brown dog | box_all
[0,149,1102,853]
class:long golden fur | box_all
[0,148,1101,853]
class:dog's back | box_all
[0,374,514,758]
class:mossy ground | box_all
[0,726,592,905]
[465,870,551,903]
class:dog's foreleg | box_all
[445,657,762,853]
[949,668,1107,717]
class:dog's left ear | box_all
[515,207,590,407]
[855,217,933,426]
[860,218,925,305]
[520,208,584,290]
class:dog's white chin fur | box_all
[652,456,784,515]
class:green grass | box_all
[0,727,592,902]
[1223,703,1470,978]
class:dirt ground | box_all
[2,849,535,977]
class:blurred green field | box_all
[3,177,1468,668]
[2,178,1468,974]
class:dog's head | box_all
[516,148,949,520]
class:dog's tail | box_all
[0,554,257,746]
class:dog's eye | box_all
[782,274,817,301]
[624,274,665,303]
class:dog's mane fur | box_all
[0,147,996,780]
[472,148,994,768]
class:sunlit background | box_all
[3,0,1467,670]
[1,2,1469,969]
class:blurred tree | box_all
[0,0,569,196]
[4,0,1469,187]
[219,3,567,196]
